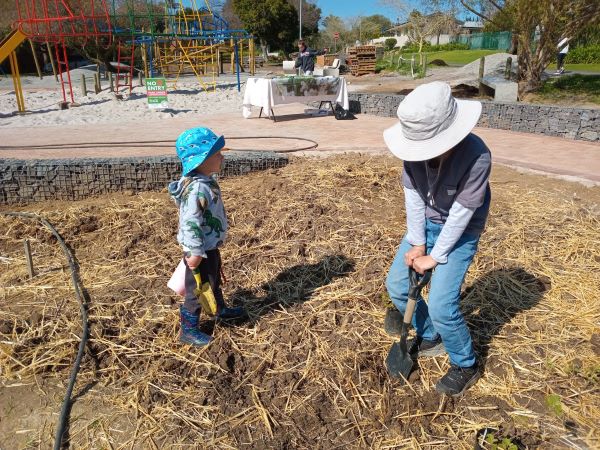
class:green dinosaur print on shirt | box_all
[186,221,204,240]
[203,210,224,237]
[197,192,208,211]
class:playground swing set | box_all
[0,0,255,113]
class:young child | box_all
[383,82,491,396]
[169,127,245,346]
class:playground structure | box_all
[1,0,255,112]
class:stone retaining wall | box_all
[0,152,288,205]
[348,93,599,142]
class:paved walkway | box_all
[1,104,599,183]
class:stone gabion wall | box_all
[348,93,599,142]
[0,152,289,205]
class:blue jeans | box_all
[385,220,480,368]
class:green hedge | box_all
[400,42,470,53]
[565,45,600,64]
[384,38,397,51]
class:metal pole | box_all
[234,39,241,92]
[29,40,43,79]
[299,0,302,40]
[46,41,58,82]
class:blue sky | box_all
[315,0,411,21]
[313,1,469,22]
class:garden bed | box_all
[1,155,599,449]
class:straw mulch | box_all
[0,155,599,449]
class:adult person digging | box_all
[383,81,492,396]
[295,40,328,76]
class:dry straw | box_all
[0,155,598,449]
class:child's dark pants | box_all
[183,249,224,315]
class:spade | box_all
[386,267,432,381]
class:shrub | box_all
[401,41,469,53]
[564,45,600,64]
[384,38,397,51]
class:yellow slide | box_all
[0,29,27,64]
[0,29,27,112]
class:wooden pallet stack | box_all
[316,54,336,67]
[347,46,377,76]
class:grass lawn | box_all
[424,49,499,65]
[384,49,500,67]
[533,74,600,105]
[564,63,600,73]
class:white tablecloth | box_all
[242,76,349,118]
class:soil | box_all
[1,156,599,449]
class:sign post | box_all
[334,32,339,53]
[145,77,168,109]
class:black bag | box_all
[334,104,356,120]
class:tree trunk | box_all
[509,34,518,55]
[516,31,547,95]
[260,39,268,60]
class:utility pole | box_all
[299,0,302,40]
[359,17,362,44]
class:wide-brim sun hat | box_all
[176,127,225,175]
[383,81,482,161]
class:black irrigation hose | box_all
[0,136,320,153]
[1,212,88,450]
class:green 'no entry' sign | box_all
[145,78,169,109]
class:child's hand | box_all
[404,245,426,267]
[185,255,203,270]
[413,255,438,275]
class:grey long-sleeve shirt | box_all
[405,186,475,264]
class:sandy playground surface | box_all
[0,53,539,128]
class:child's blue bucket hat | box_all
[176,127,225,175]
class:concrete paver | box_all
[1,103,598,183]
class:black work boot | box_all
[384,308,402,336]
[408,336,445,358]
[217,305,247,320]
[435,363,480,397]
[216,296,247,320]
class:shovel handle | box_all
[407,267,432,301]
[403,268,432,326]
[403,297,418,326]
[192,267,202,289]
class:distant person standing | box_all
[295,40,328,76]
[556,37,569,74]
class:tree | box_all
[379,0,459,51]
[458,0,600,92]
[290,0,321,40]
[0,0,18,39]
[398,10,458,52]
[385,37,398,50]
[362,14,394,39]
[233,0,299,56]
[315,14,349,50]
[221,0,244,29]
